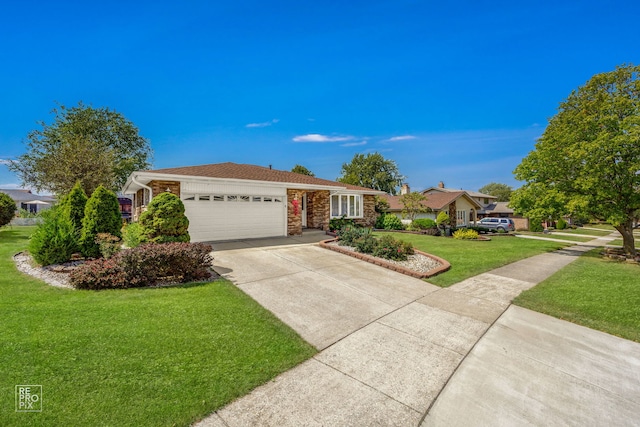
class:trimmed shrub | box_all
[381,214,403,230]
[354,234,378,254]
[337,225,369,246]
[329,215,355,232]
[139,192,190,243]
[411,218,437,230]
[80,185,122,258]
[453,229,479,240]
[122,222,145,248]
[70,242,213,290]
[59,181,88,231]
[0,192,16,227]
[372,234,414,261]
[556,218,568,230]
[29,207,79,265]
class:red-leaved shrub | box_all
[70,242,213,290]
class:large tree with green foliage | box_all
[478,182,512,202]
[291,164,315,176]
[337,152,405,194]
[9,102,152,196]
[512,64,640,256]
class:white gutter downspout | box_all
[131,175,153,214]
[131,175,153,203]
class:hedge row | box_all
[70,242,213,290]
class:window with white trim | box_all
[330,194,363,218]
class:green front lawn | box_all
[514,250,640,343]
[0,227,315,426]
[375,232,569,287]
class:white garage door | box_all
[183,194,286,242]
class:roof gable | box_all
[131,162,382,193]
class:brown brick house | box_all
[122,162,383,242]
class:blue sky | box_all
[1,1,639,193]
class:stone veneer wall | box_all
[287,189,305,235]
[354,194,377,228]
[306,190,330,230]
[148,180,181,198]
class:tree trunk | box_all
[615,221,637,257]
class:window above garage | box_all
[330,194,362,218]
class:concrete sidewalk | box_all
[195,232,640,426]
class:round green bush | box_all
[80,185,122,258]
[0,192,16,227]
[556,218,568,230]
[382,214,404,230]
[139,192,190,243]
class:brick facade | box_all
[288,191,376,234]
[354,194,377,227]
[307,190,330,230]
[148,180,181,198]
[287,189,305,235]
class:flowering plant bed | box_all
[320,238,450,279]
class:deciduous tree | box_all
[337,153,404,194]
[478,182,512,202]
[9,102,152,196]
[400,192,429,222]
[512,64,640,256]
[291,164,315,176]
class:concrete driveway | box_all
[199,231,640,426]
[210,230,440,350]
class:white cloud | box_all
[292,134,353,143]
[246,119,280,128]
[387,135,417,142]
[341,141,367,147]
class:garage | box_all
[182,193,286,242]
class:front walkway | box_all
[195,231,640,426]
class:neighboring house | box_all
[121,162,384,242]
[382,184,482,227]
[421,181,528,229]
[0,189,55,214]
